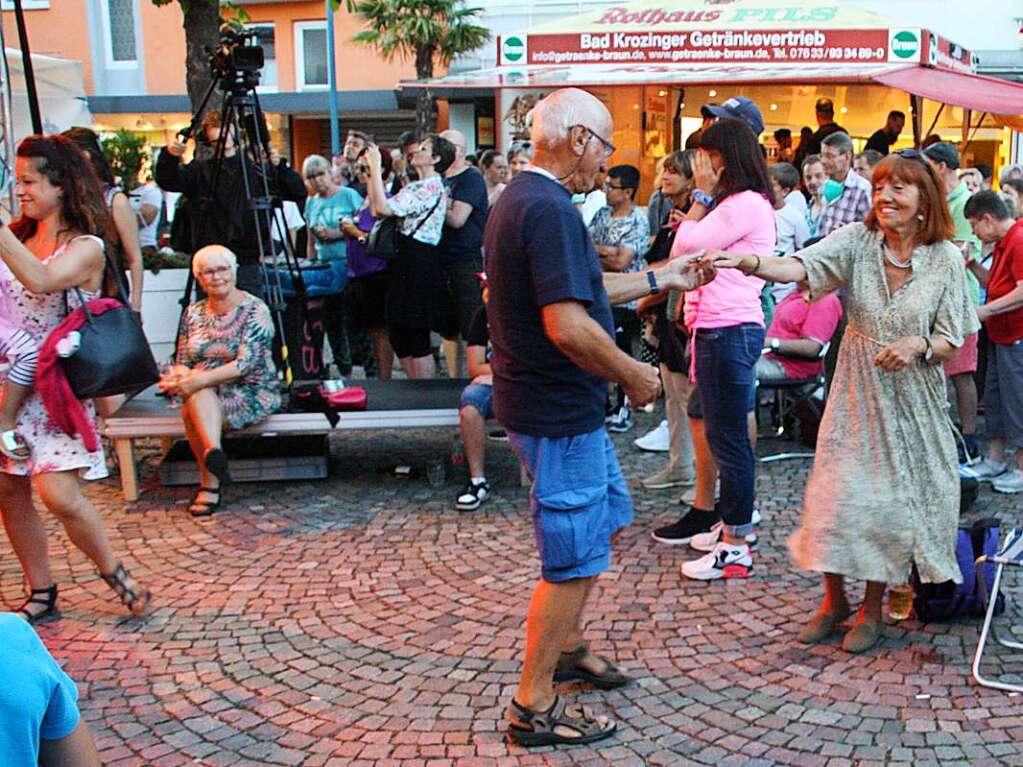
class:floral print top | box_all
[388,175,447,246]
[175,292,281,430]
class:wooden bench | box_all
[101,380,467,501]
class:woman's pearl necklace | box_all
[882,242,912,270]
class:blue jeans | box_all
[692,323,764,538]
[460,382,494,420]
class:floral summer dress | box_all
[788,224,980,585]
[0,235,107,478]
[175,293,281,430]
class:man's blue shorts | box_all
[507,426,633,583]
[459,382,495,420]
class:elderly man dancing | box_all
[485,88,711,747]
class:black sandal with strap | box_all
[18,584,58,625]
[506,695,617,747]
[203,447,232,486]
[101,563,151,617]
[188,486,222,517]
[554,644,632,689]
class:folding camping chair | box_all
[755,343,829,463]
[972,527,1023,693]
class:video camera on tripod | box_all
[170,19,313,386]
[209,22,265,94]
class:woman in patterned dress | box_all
[709,151,979,653]
[159,245,281,516]
[0,135,150,623]
[364,135,454,379]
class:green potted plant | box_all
[101,129,148,193]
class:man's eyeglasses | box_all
[305,171,326,180]
[574,125,616,159]
[355,164,369,175]
[603,181,627,191]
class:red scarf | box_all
[36,298,122,452]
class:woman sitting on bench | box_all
[158,245,281,516]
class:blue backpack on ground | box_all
[912,517,1006,622]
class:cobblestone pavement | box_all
[2,410,1022,766]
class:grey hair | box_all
[301,154,330,178]
[192,245,239,279]
[821,131,854,155]
[529,88,612,152]
[999,163,1023,187]
[999,191,1020,220]
[507,140,534,162]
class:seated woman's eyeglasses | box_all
[198,265,232,278]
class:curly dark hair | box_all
[12,134,115,249]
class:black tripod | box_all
[174,37,306,385]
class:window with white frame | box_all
[246,23,277,91]
[102,0,138,65]
[294,21,328,90]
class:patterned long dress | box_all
[788,224,980,585]
[175,293,281,430]
[0,236,107,478]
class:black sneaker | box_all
[651,506,721,545]
[454,480,490,511]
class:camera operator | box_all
[155,111,307,297]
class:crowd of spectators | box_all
[142,104,1023,513]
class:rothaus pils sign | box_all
[497,3,973,70]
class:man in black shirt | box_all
[864,110,905,156]
[439,129,489,374]
[155,111,307,297]
[794,98,846,169]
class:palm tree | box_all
[349,0,491,137]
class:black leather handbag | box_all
[366,216,400,261]
[62,255,159,399]
[365,195,442,261]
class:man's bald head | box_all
[439,129,467,158]
[530,88,611,152]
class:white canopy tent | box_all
[4,47,92,143]
[0,46,92,206]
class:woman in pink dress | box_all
[0,135,150,623]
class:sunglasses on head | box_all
[894,148,927,163]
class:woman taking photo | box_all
[364,135,454,379]
[61,128,144,311]
[339,148,395,379]
[709,151,977,652]
[0,135,150,622]
[653,119,775,583]
[160,245,281,516]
